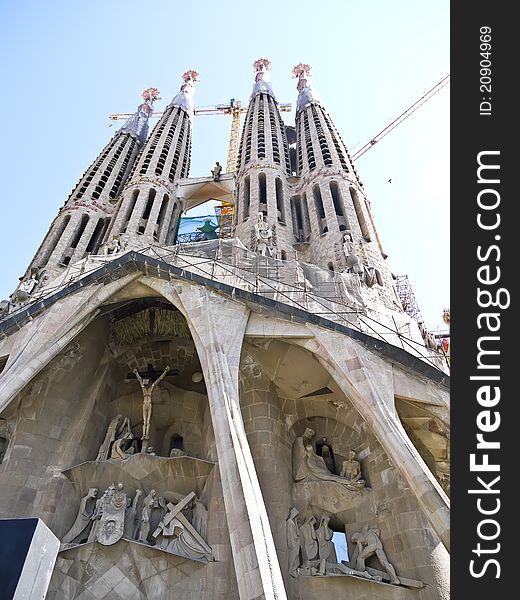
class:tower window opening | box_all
[313,185,327,234]
[258,173,267,214]
[142,189,156,220]
[121,189,139,233]
[328,262,334,271]
[243,176,251,219]
[280,249,287,260]
[155,194,169,240]
[70,215,89,249]
[350,187,371,241]
[39,214,71,267]
[85,218,106,253]
[275,177,285,223]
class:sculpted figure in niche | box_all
[133,365,170,442]
[320,441,336,473]
[340,450,365,486]
[351,526,400,585]
[286,507,301,578]
[61,487,98,546]
[292,428,365,490]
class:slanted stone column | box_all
[146,279,287,600]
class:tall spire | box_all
[292,63,321,113]
[117,87,160,145]
[105,70,198,250]
[250,58,275,99]
[166,70,199,119]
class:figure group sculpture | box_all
[286,508,377,580]
[292,428,366,491]
[286,508,400,585]
[61,482,212,562]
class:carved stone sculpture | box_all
[138,489,160,544]
[254,212,274,257]
[286,507,301,578]
[153,492,213,561]
[61,487,98,545]
[316,516,337,563]
[110,430,135,460]
[97,482,127,546]
[299,514,318,566]
[292,428,365,490]
[96,415,131,461]
[340,450,365,486]
[192,498,208,540]
[351,526,400,585]
[133,365,170,442]
[124,489,143,541]
[211,161,222,181]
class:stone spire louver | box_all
[105,71,198,249]
[24,88,159,282]
[291,63,396,304]
[234,59,293,258]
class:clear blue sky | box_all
[0,0,449,330]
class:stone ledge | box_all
[62,454,215,499]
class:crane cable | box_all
[351,74,450,161]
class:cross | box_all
[152,492,212,556]
[126,364,178,382]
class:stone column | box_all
[149,280,287,600]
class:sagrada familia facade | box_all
[0,59,450,599]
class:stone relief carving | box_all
[62,484,212,562]
[96,415,132,461]
[340,450,365,486]
[285,508,377,580]
[152,492,212,561]
[61,487,98,546]
[350,525,400,584]
[292,428,365,491]
[97,482,127,546]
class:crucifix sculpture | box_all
[132,364,171,442]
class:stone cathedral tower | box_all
[0,61,450,600]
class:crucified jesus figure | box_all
[133,365,170,440]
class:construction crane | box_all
[109,99,292,237]
[350,74,449,161]
[109,75,448,236]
